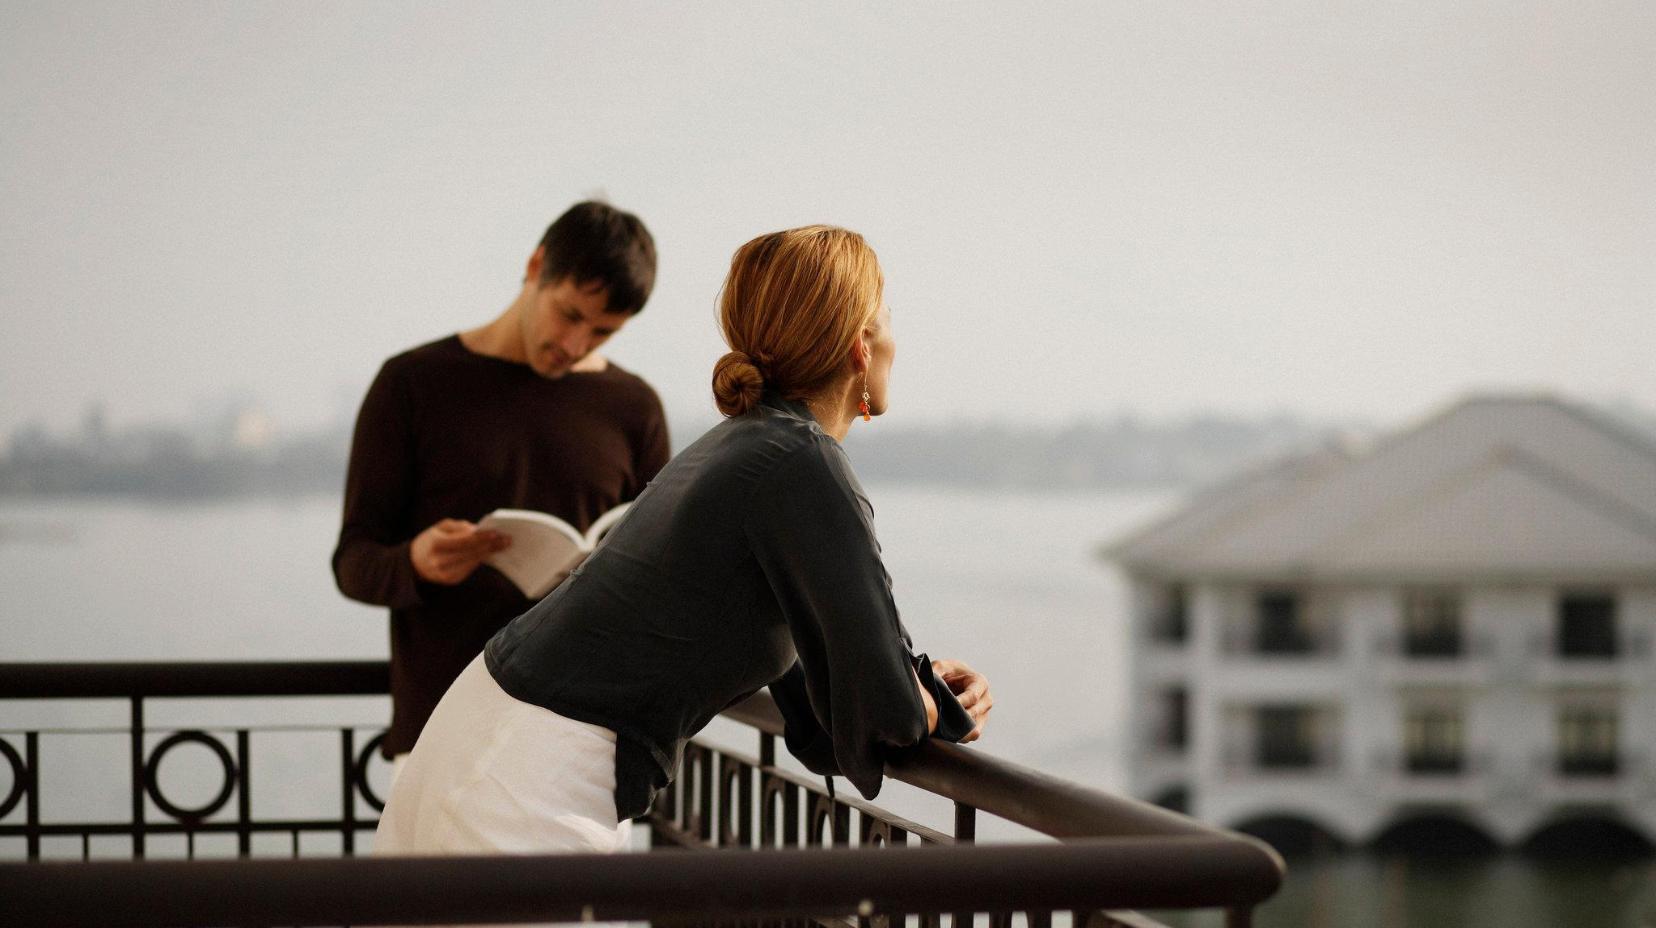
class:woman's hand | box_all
[932,659,992,743]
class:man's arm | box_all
[330,361,427,609]
[631,393,671,495]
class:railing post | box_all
[25,732,40,860]
[235,730,251,856]
[954,802,976,843]
[341,728,357,855]
[129,697,145,858]
[952,802,976,928]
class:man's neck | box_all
[458,301,608,373]
[458,308,526,364]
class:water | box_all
[2,489,1653,926]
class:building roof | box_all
[1105,395,1656,583]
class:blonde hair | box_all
[711,225,884,417]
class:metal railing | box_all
[0,661,391,859]
[0,661,1284,927]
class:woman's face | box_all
[863,302,895,416]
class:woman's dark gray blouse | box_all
[485,391,973,821]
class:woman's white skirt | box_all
[373,653,632,857]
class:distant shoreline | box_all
[1,413,1360,499]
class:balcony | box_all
[0,661,1283,928]
[1523,630,1651,687]
[1216,592,1341,668]
[1369,749,1493,804]
[1221,740,1342,782]
[1373,631,1496,686]
[1516,750,1655,805]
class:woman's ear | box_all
[848,335,870,374]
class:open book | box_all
[478,503,632,599]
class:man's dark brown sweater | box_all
[332,335,669,756]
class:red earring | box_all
[859,376,871,422]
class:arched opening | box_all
[1232,813,1346,857]
[1370,813,1499,856]
[1521,816,1654,859]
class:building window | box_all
[1162,686,1189,750]
[1255,706,1317,769]
[1162,584,1189,644]
[1402,589,1463,658]
[1558,706,1618,776]
[1403,705,1464,774]
[1255,591,1313,654]
[1557,593,1618,659]
[1148,583,1189,645]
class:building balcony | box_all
[1522,631,1652,687]
[1519,750,1656,804]
[1220,631,1342,661]
[1373,632,1497,686]
[1135,645,1195,684]
[0,661,1283,928]
[1219,742,1343,782]
[1368,749,1494,803]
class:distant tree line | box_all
[4,401,1651,499]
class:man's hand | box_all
[932,658,992,743]
[410,519,510,586]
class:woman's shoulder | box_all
[692,405,850,486]
[750,415,868,501]
[750,404,845,459]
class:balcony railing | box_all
[0,661,1283,928]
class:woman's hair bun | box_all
[712,350,765,417]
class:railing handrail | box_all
[0,838,1280,928]
[0,661,388,698]
[728,693,1227,841]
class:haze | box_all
[2,1,1651,437]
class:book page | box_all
[479,510,584,599]
[582,501,634,548]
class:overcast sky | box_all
[2,1,1652,438]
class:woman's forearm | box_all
[911,665,939,733]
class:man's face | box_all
[519,276,633,378]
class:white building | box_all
[1104,395,1656,853]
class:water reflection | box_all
[1152,851,1656,928]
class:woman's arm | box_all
[930,658,992,743]
[912,664,939,733]
[746,442,942,800]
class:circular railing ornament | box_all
[352,732,388,812]
[143,730,237,824]
[0,737,26,820]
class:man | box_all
[332,201,669,769]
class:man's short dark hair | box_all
[538,201,657,315]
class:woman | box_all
[374,225,993,858]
